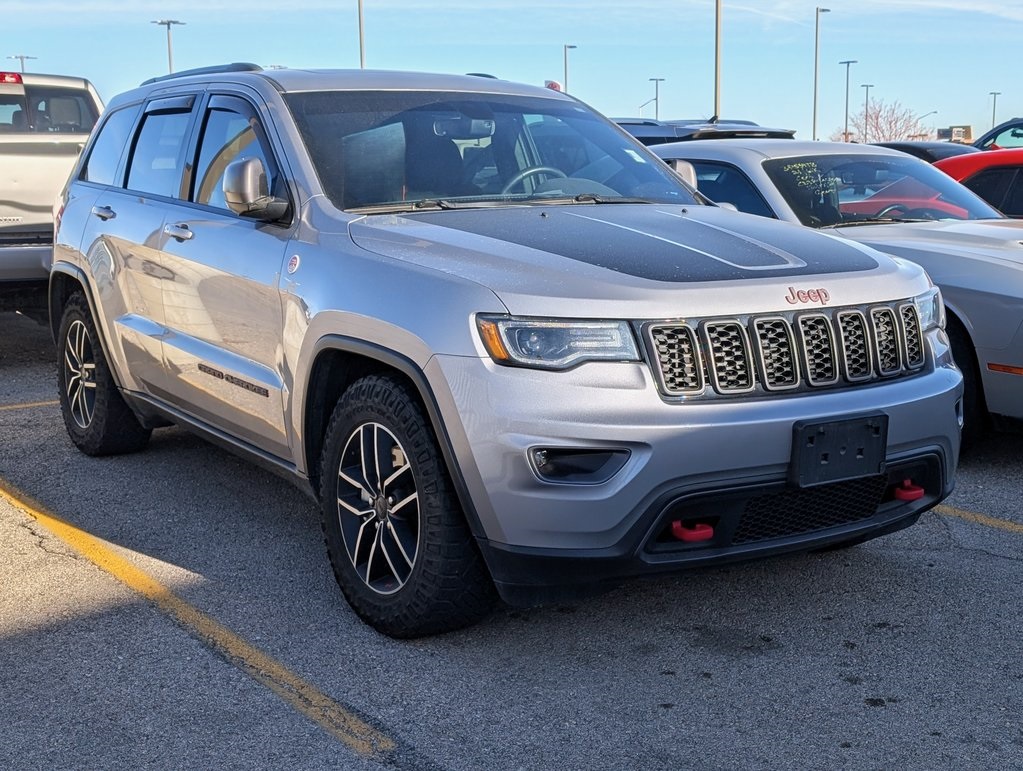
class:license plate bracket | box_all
[790,413,888,488]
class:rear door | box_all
[73,95,198,395]
[150,92,294,458]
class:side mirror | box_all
[666,158,697,189]
[223,157,290,221]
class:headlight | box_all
[913,287,944,331]
[477,315,640,370]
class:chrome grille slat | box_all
[649,325,703,394]
[900,303,925,368]
[837,311,873,382]
[753,318,799,390]
[703,321,754,393]
[797,314,839,386]
[648,298,928,399]
[871,307,902,375]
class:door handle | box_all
[90,205,116,221]
[163,223,194,242]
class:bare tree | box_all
[829,99,930,143]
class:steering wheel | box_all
[899,207,949,220]
[501,166,567,194]
[875,203,911,218]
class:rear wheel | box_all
[57,292,151,456]
[319,374,496,637]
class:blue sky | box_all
[3,0,1020,141]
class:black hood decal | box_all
[408,205,878,282]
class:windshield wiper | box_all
[821,217,935,229]
[523,193,658,205]
[349,198,501,214]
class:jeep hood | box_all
[347,204,917,318]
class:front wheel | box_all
[319,375,496,637]
[57,292,151,456]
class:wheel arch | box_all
[48,263,92,345]
[48,264,128,389]
[302,336,486,539]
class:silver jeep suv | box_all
[51,64,962,637]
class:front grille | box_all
[732,475,889,545]
[647,299,926,399]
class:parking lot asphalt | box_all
[2,310,1021,770]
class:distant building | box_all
[937,125,973,143]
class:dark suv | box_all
[615,117,795,146]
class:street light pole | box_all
[713,0,721,118]
[839,59,857,141]
[7,55,37,73]
[917,110,937,139]
[563,44,577,95]
[990,91,1001,129]
[812,7,831,141]
[861,83,874,142]
[358,0,365,69]
[151,19,185,74]
[649,78,665,121]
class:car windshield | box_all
[762,153,1003,227]
[284,90,698,211]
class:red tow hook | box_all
[893,479,925,501]
[671,520,715,542]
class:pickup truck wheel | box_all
[57,292,151,456]
[319,375,496,638]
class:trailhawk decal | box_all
[198,363,270,398]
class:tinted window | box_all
[285,90,696,211]
[192,101,276,211]
[81,105,140,185]
[998,169,1023,217]
[963,167,1014,211]
[125,108,192,198]
[691,161,775,218]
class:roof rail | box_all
[141,62,263,87]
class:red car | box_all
[934,148,1023,218]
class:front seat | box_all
[405,133,473,198]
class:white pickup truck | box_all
[0,71,102,320]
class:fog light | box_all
[529,448,630,484]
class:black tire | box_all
[319,375,496,638]
[57,292,152,456]
[947,319,988,449]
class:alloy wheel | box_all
[64,319,97,429]
[335,421,420,595]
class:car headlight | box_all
[913,287,944,331]
[477,315,640,370]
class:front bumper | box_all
[428,340,961,603]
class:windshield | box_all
[284,90,698,211]
[762,153,1003,227]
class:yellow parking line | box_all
[0,481,396,760]
[935,504,1023,534]
[0,400,60,412]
